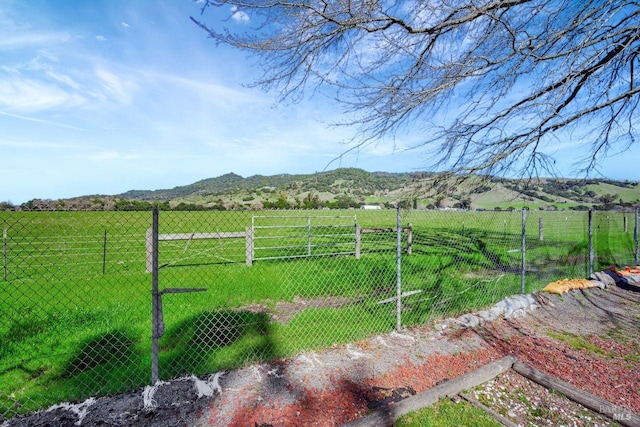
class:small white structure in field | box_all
[361,205,382,210]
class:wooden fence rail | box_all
[146,227,253,271]
[145,223,413,271]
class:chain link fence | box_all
[1,207,637,420]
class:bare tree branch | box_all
[192,0,640,180]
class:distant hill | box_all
[118,168,422,201]
[8,168,640,211]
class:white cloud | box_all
[96,35,108,41]
[0,48,139,115]
[0,111,84,130]
[0,74,86,112]
[45,70,81,90]
[230,6,250,23]
[137,68,263,108]
[25,50,82,90]
[0,32,71,50]
[365,140,411,157]
[27,49,60,67]
[121,21,130,28]
[95,68,136,105]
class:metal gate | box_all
[251,215,357,262]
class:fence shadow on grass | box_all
[64,330,137,377]
[59,328,148,402]
[159,310,276,379]
[411,229,521,273]
[398,229,526,327]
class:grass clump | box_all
[395,398,502,427]
[546,331,607,356]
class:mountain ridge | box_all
[8,168,640,211]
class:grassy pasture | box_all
[0,209,636,418]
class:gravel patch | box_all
[472,370,618,426]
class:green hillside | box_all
[7,169,640,211]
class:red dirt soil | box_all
[214,348,502,426]
[200,287,640,426]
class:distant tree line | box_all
[2,173,639,212]
[2,195,638,212]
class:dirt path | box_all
[4,284,639,426]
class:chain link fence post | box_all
[3,228,6,281]
[588,209,594,277]
[396,206,402,331]
[102,229,108,275]
[521,208,526,293]
[150,206,161,384]
[635,207,639,266]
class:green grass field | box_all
[0,209,636,418]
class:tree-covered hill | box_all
[6,168,639,211]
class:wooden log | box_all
[343,355,518,427]
[513,361,640,427]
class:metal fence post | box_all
[588,209,594,277]
[251,215,256,263]
[307,216,312,256]
[102,230,108,275]
[635,208,639,266]
[3,229,7,281]
[521,208,526,293]
[151,206,161,384]
[355,223,361,259]
[396,206,402,331]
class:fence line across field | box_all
[1,207,640,422]
[145,228,252,270]
[3,209,639,280]
[2,227,141,279]
[251,214,357,262]
[144,215,415,269]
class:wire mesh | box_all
[0,207,637,420]
[0,210,151,419]
[591,211,637,270]
[400,209,521,324]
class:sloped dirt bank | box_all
[476,286,640,415]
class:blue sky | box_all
[1,0,639,204]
